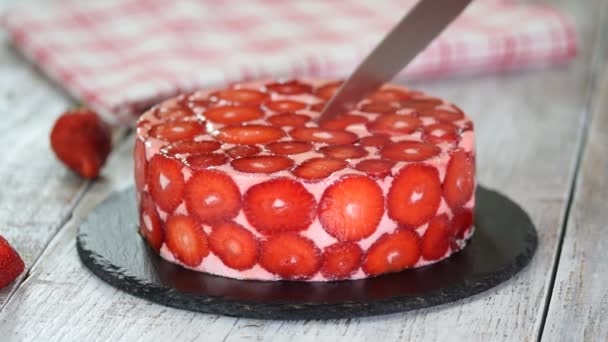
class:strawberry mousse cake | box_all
[134,79,476,281]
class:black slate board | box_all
[77,185,537,320]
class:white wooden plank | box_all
[0,30,87,307]
[0,0,602,341]
[540,30,608,342]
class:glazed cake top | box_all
[136,79,474,184]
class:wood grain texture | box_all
[0,0,605,341]
[0,30,86,308]
[540,18,608,341]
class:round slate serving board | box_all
[77,185,537,320]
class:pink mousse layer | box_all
[135,79,476,281]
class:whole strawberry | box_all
[50,108,112,179]
[0,235,25,289]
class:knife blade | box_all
[318,0,472,123]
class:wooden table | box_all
[0,0,606,340]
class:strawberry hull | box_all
[135,79,476,281]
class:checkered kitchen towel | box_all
[3,0,576,125]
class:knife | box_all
[319,0,472,123]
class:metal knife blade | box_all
[319,0,472,123]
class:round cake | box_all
[134,79,476,281]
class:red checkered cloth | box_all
[3,0,576,125]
